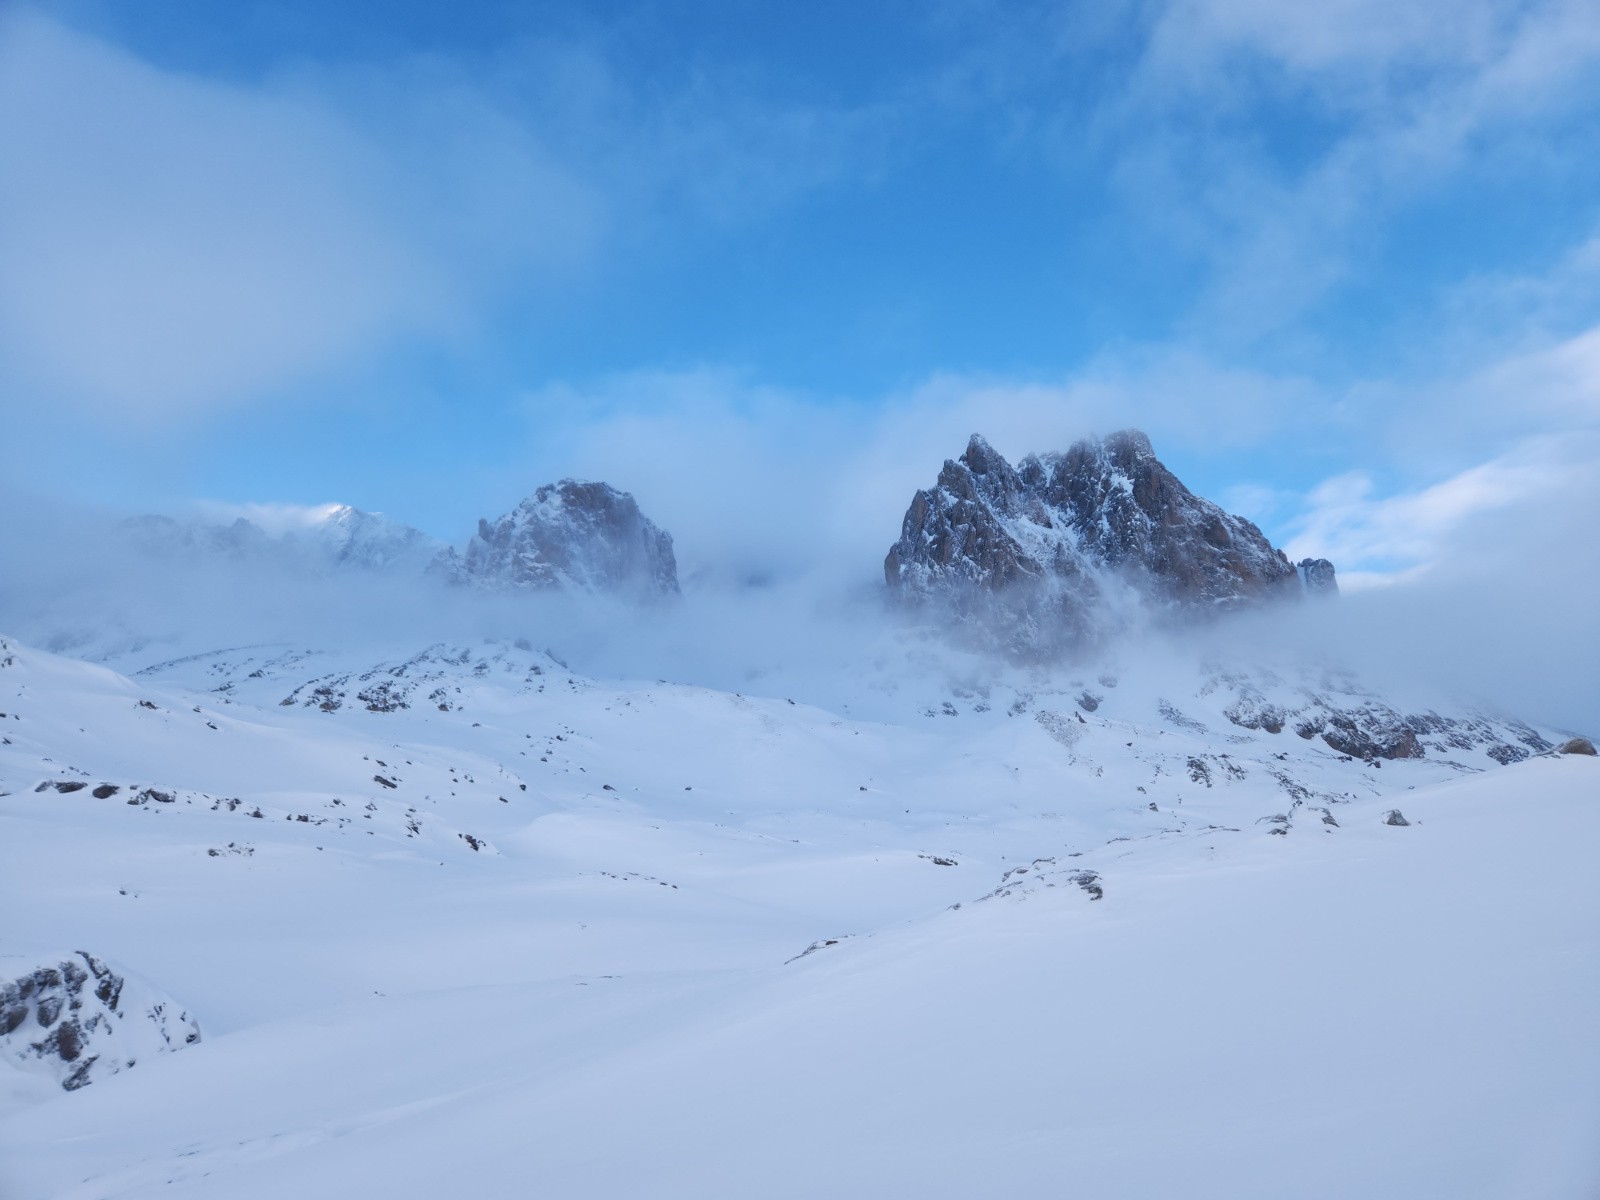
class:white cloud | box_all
[0,12,598,423]
[1148,0,1513,79]
[0,10,913,427]
[1471,325,1600,424]
[1090,0,1600,341]
[1285,433,1600,585]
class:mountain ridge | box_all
[885,430,1334,655]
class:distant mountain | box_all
[885,430,1334,654]
[122,514,276,561]
[121,506,441,574]
[284,505,442,572]
[432,480,678,598]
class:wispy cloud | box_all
[0,10,602,422]
[1084,0,1600,342]
[0,9,901,426]
[1285,431,1600,585]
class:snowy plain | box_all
[1,629,1596,1198]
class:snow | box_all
[1,951,201,1093]
[0,631,1596,1198]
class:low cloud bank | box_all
[1,476,1593,739]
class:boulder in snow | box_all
[1,951,200,1091]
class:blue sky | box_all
[2,0,1598,590]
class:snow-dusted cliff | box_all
[433,480,678,598]
[886,430,1333,654]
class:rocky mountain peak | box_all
[886,430,1332,656]
[435,480,678,598]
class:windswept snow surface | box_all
[0,633,1596,1198]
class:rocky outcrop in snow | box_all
[434,481,678,599]
[885,431,1318,655]
[1,951,200,1091]
[1203,665,1552,764]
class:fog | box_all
[1,461,1593,738]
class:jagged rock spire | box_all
[885,430,1331,655]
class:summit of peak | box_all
[1101,429,1154,458]
[886,430,1328,656]
[437,479,677,599]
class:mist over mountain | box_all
[3,431,1597,1199]
[431,480,679,599]
[5,4,1600,1194]
[121,505,443,574]
[0,427,1592,741]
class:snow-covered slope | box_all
[1,627,1595,1197]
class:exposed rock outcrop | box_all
[885,431,1319,655]
[1204,666,1553,765]
[434,480,678,599]
[1,951,200,1091]
[1296,558,1339,596]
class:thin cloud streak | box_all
[1284,435,1596,584]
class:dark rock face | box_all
[1317,711,1423,760]
[1,952,200,1091]
[885,431,1314,654]
[1032,430,1297,607]
[435,480,678,599]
